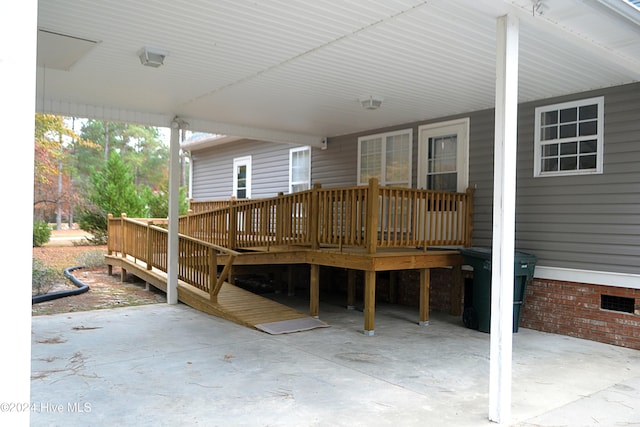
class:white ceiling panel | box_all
[36,0,640,141]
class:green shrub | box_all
[32,258,62,296]
[75,250,106,268]
[33,221,51,247]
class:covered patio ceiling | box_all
[36,0,640,146]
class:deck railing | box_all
[107,214,238,301]
[184,179,474,253]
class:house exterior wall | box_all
[318,82,640,282]
[191,139,295,199]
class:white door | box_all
[417,118,469,243]
[233,156,251,199]
[418,118,469,192]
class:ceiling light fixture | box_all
[359,95,384,110]
[138,47,167,67]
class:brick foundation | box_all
[520,279,640,350]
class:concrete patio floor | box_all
[31,295,640,426]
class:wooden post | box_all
[465,187,475,247]
[120,213,127,257]
[186,209,192,236]
[146,220,153,270]
[347,269,356,309]
[450,265,463,316]
[107,213,114,255]
[365,178,379,255]
[276,191,284,244]
[209,248,217,302]
[310,264,320,317]
[419,268,430,326]
[228,197,237,249]
[310,183,321,250]
[363,270,376,335]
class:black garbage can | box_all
[460,247,536,333]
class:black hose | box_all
[32,266,90,304]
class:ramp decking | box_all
[105,254,310,330]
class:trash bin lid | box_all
[460,247,537,262]
[459,247,492,259]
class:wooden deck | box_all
[105,245,464,335]
[106,181,472,335]
[105,254,311,330]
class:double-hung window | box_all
[289,146,311,193]
[534,96,604,177]
[358,129,412,187]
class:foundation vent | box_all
[601,295,634,313]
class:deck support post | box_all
[347,269,356,310]
[419,268,430,326]
[310,264,320,318]
[363,270,376,335]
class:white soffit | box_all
[35,0,640,139]
[37,29,99,71]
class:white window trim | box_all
[534,96,604,178]
[232,155,251,199]
[417,118,470,193]
[289,146,311,193]
[357,128,412,187]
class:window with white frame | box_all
[358,129,412,186]
[534,96,604,177]
[289,146,311,193]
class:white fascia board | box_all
[39,99,327,149]
[39,99,174,128]
[535,266,640,290]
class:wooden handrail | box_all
[178,182,474,251]
[107,183,473,301]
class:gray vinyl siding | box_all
[191,139,295,199]
[318,83,639,276]
[470,82,640,276]
[311,133,359,187]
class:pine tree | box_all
[79,151,145,242]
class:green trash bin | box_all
[460,247,536,333]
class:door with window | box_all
[233,156,251,199]
[418,118,469,192]
[418,118,469,242]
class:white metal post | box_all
[489,14,519,425]
[167,118,184,305]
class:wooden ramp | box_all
[105,255,315,331]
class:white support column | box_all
[167,118,185,305]
[489,14,519,425]
[1,1,37,425]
